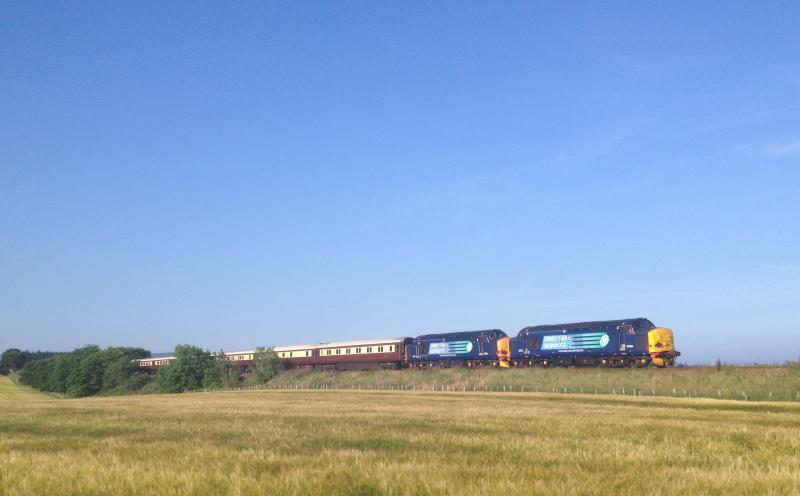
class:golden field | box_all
[1,375,799,495]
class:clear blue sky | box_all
[2,2,799,364]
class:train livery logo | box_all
[429,340,474,355]
[541,332,610,351]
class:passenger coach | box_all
[316,337,410,370]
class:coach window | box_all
[621,325,635,335]
[356,347,361,354]
[346,348,351,354]
[388,346,394,352]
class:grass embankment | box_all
[0,374,52,402]
[265,366,800,402]
[1,378,800,495]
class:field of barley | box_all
[1,374,800,495]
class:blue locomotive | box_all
[506,318,679,367]
[405,329,508,368]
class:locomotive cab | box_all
[648,327,680,367]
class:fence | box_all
[197,382,800,403]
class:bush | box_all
[252,347,281,383]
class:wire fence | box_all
[196,382,800,403]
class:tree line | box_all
[17,346,151,397]
[1,349,62,374]
[6,345,282,397]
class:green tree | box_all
[19,359,51,389]
[156,345,220,393]
[46,345,99,393]
[47,354,76,393]
[1,349,26,373]
[252,347,281,383]
[99,347,150,391]
[214,350,239,388]
[67,353,105,397]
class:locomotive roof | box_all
[414,329,507,341]
[517,318,655,336]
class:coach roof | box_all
[316,337,407,348]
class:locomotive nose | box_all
[497,337,510,368]
[648,327,680,367]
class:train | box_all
[136,318,680,372]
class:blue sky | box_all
[2,1,799,364]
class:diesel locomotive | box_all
[136,317,679,371]
[504,318,679,368]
